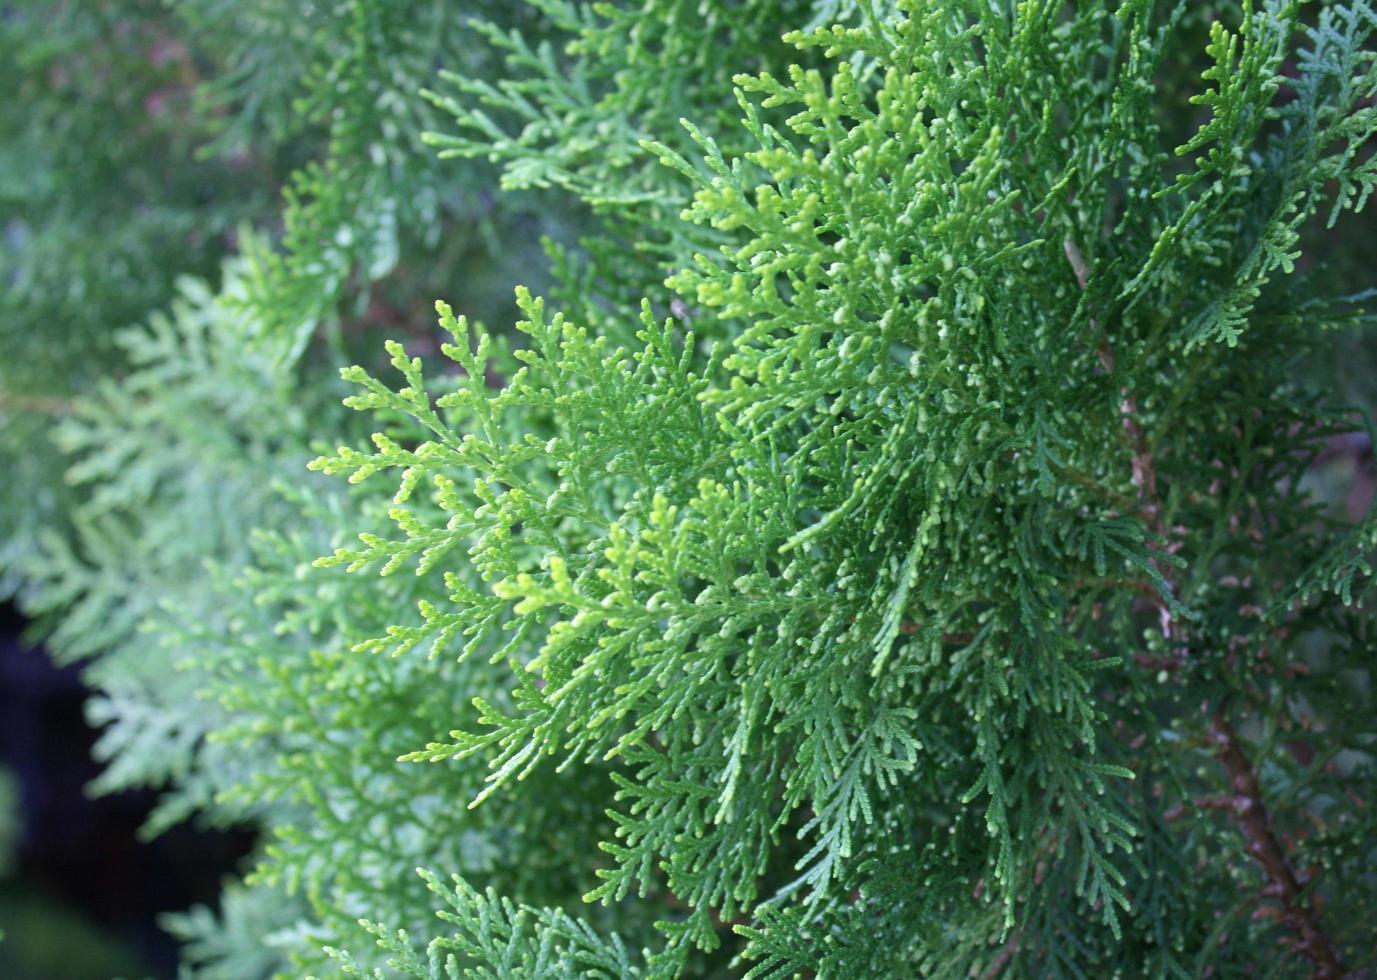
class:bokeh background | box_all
[0,603,253,979]
[0,4,541,975]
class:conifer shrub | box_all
[3,1,1377,977]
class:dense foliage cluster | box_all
[3,1,1377,977]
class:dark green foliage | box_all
[3,1,1377,977]
[0,767,14,884]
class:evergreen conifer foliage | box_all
[316,2,1377,976]
[3,0,1377,977]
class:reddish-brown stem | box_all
[1066,237,1182,646]
[856,614,971,644]
[980,931,1023,979]
[1209,713,1347,979]
[1066,239,1346,976]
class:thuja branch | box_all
[1209,712,1346,980]
[1065,236,1180,643]
[1068,238,1348,976]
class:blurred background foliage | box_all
[0,0,562,973]
[0,0,561,591]
[0,0,735,971]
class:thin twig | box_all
[979,930,1024,979]
[1065,236,1181,644]
[1067,239,1347,977]
[0,391,75,416]
[1209,712,1347,979]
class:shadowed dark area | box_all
[0,603,253,980]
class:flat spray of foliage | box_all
[3,1,1377,977]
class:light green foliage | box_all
[323,871,643,980]
[183,473,637,973]
[424,0,812,205]
[17,255,316,835]
[422,0,838,338]
[162,880,302,980]
[3,0,1377,977]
